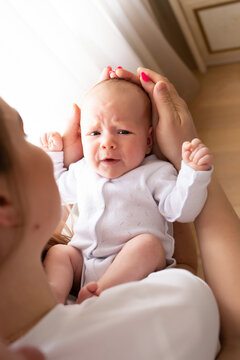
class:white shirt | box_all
[49,153,212,284]
[11,269,220,360]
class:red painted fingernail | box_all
[116,66,122,69]
[141,72,150,82]
[107,66,112,70]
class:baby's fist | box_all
[40,132,63,152]
[182,138,213,171]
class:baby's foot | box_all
[76,282,101,304]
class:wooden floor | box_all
[189,62,240,217]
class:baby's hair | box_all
[83,78,152,127]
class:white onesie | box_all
[49,153,212,285]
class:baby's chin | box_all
[96,163,143,179]
[86,156,145,179]
[96,169,125,179]
[94,164,126,179]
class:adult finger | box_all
[137,67,168,85]
[152,81,190,169]
[138,72,177,130]
[153,81,181,126]
[115,68,141,85]
[63,103,81,137]
[138,67,180,101]
[62,103,83,167]
[99,66,112,81]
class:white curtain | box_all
[0,0,199,144]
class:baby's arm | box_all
[40,132,63,152]
[157,139,213,223]
[40,131,78,203]
[182,138,213,171]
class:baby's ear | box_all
[146,126,153,154]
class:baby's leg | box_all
[44,244,83,304]
[97,234,166,294]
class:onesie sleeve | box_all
[47,151,79,205]
[154,160,213,222]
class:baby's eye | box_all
[90,131,101,136]
[118,130,131,135]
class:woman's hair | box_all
[0,107,14,173]
[42,208,72,260]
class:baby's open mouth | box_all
[101,158,120,164]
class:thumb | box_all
[64,103,81,135]
[71,103,81,130]
[153,81,178,125]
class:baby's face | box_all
[81,81,152,179]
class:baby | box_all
[41,78,213,304]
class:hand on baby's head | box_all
[182,138,213,171]
[40,132,63,152]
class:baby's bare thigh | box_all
[63,245,83,279]
[125,233,166,269]
[45,244,83,281]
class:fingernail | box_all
[141,72,150,82]
[116,66,122,69]
[107,66,112,70]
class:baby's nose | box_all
[101,136,116,150]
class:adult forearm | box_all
[194,174,240,344]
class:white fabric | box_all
[0,0,199,145]
[11,269,220,360]
[49,153,212,285]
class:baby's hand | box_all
[40,132,63,152]
[182,138,213,171]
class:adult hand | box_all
[62,104,83,168]
[0,341,45,360]
[137,67,198,170]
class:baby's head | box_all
[81,79,153,179]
